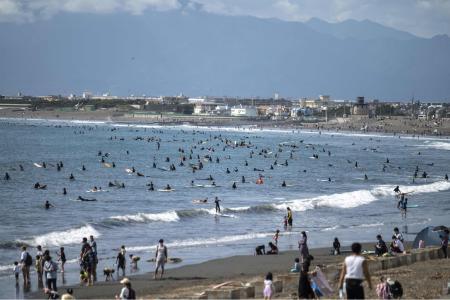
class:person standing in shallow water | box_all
[286,207,293,227]
[339,242,372,299]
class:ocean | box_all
[0,118,449,298]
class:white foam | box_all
[18,225,100,248]
[418,141,450,150]
[109,211,179,223]
[274,181,450,212]
[127,231,279,252]
[0,264,13,272]
[352,222,384,228]
[226,206,250,212]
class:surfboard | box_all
[158,167,169,171]
[33,163,43,168]
[215,213,234,218]
[125,168,133,173]
[103,163,112,168]
[158,189,174,192]
[407,205,419,208]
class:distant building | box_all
[188,97,207,104]
[352,96,369,115]
[82,92,92,100]
[230,106,258,117]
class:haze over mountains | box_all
[0,9,449,100]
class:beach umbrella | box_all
[412,226,443,248]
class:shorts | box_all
[156,258,165,268]
[345,278,364,299]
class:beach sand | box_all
[1,108,450,136]
[27,243,450,299]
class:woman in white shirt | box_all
[338,242,372,299]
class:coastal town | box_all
[1,92,450,136]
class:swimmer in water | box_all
[63,188,67,195]
[45,201,54,209]
[232,182,237,189]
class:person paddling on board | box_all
[214,197,221,213]
[282,181,287,187]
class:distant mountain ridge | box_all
[0,10,449,100]
[305,17,418,41]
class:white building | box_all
[188,97,207,103]
[230,106,258,117]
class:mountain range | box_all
[0,9,449,100]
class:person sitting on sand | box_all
[266,242,278,255]
[290,258,300,273]
[389,235,404,254]
[375,235,388,256]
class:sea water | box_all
[0,118,449,298]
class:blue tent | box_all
[413,226,448,248]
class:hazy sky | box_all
[1,0,449,37]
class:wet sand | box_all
[27,243,450,299]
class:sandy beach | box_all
[26,243,450,299]
[1,108,450,136]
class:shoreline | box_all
[1,109,450,139]
[26,242,450,299]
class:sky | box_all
[0,0,450,37]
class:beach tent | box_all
[412,226,448,248]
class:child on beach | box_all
[376,276,390,299]
[273,230,280,246]
[283,216,288,229]
[290,258,300,273]
[57,247,66,273]
[263,272,274,300]
[13,261,20,284]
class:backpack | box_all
[127,288,136,299]
[25,252,33,266]
[388,281,403,299]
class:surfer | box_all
[393,186,400,194]
[242,176,246,183]
[63,188,67,195]
[44,201,54,209]
[19,165,24,171]
[422,171,427,178]
[69,173,75,180]
[364,174,368,180]
[226,168,230,174]
[4,172,10,180]
[232,182,237,189]
[165,184,171,191]
[214,197,221,213]
[445,174,448,181]
[148,182,154,191]
[282,181,287,187]
[82,165,86,171]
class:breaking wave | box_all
[16,225,100,248]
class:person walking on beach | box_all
[57,247,66,273]
[214,197,221,213]
[263,272,274,300]
[116,246,126,277]
[286,207,293,227]
[154,239,168,280]
[89,235,98,281]
[339,242,372,299]
[43,255,58,292]
[440,229,449,258]
[20,246,32,285]
[298,231,309,262]
[333,237,341,255]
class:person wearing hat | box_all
[154,239,168,279]
[115,278,135,300]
